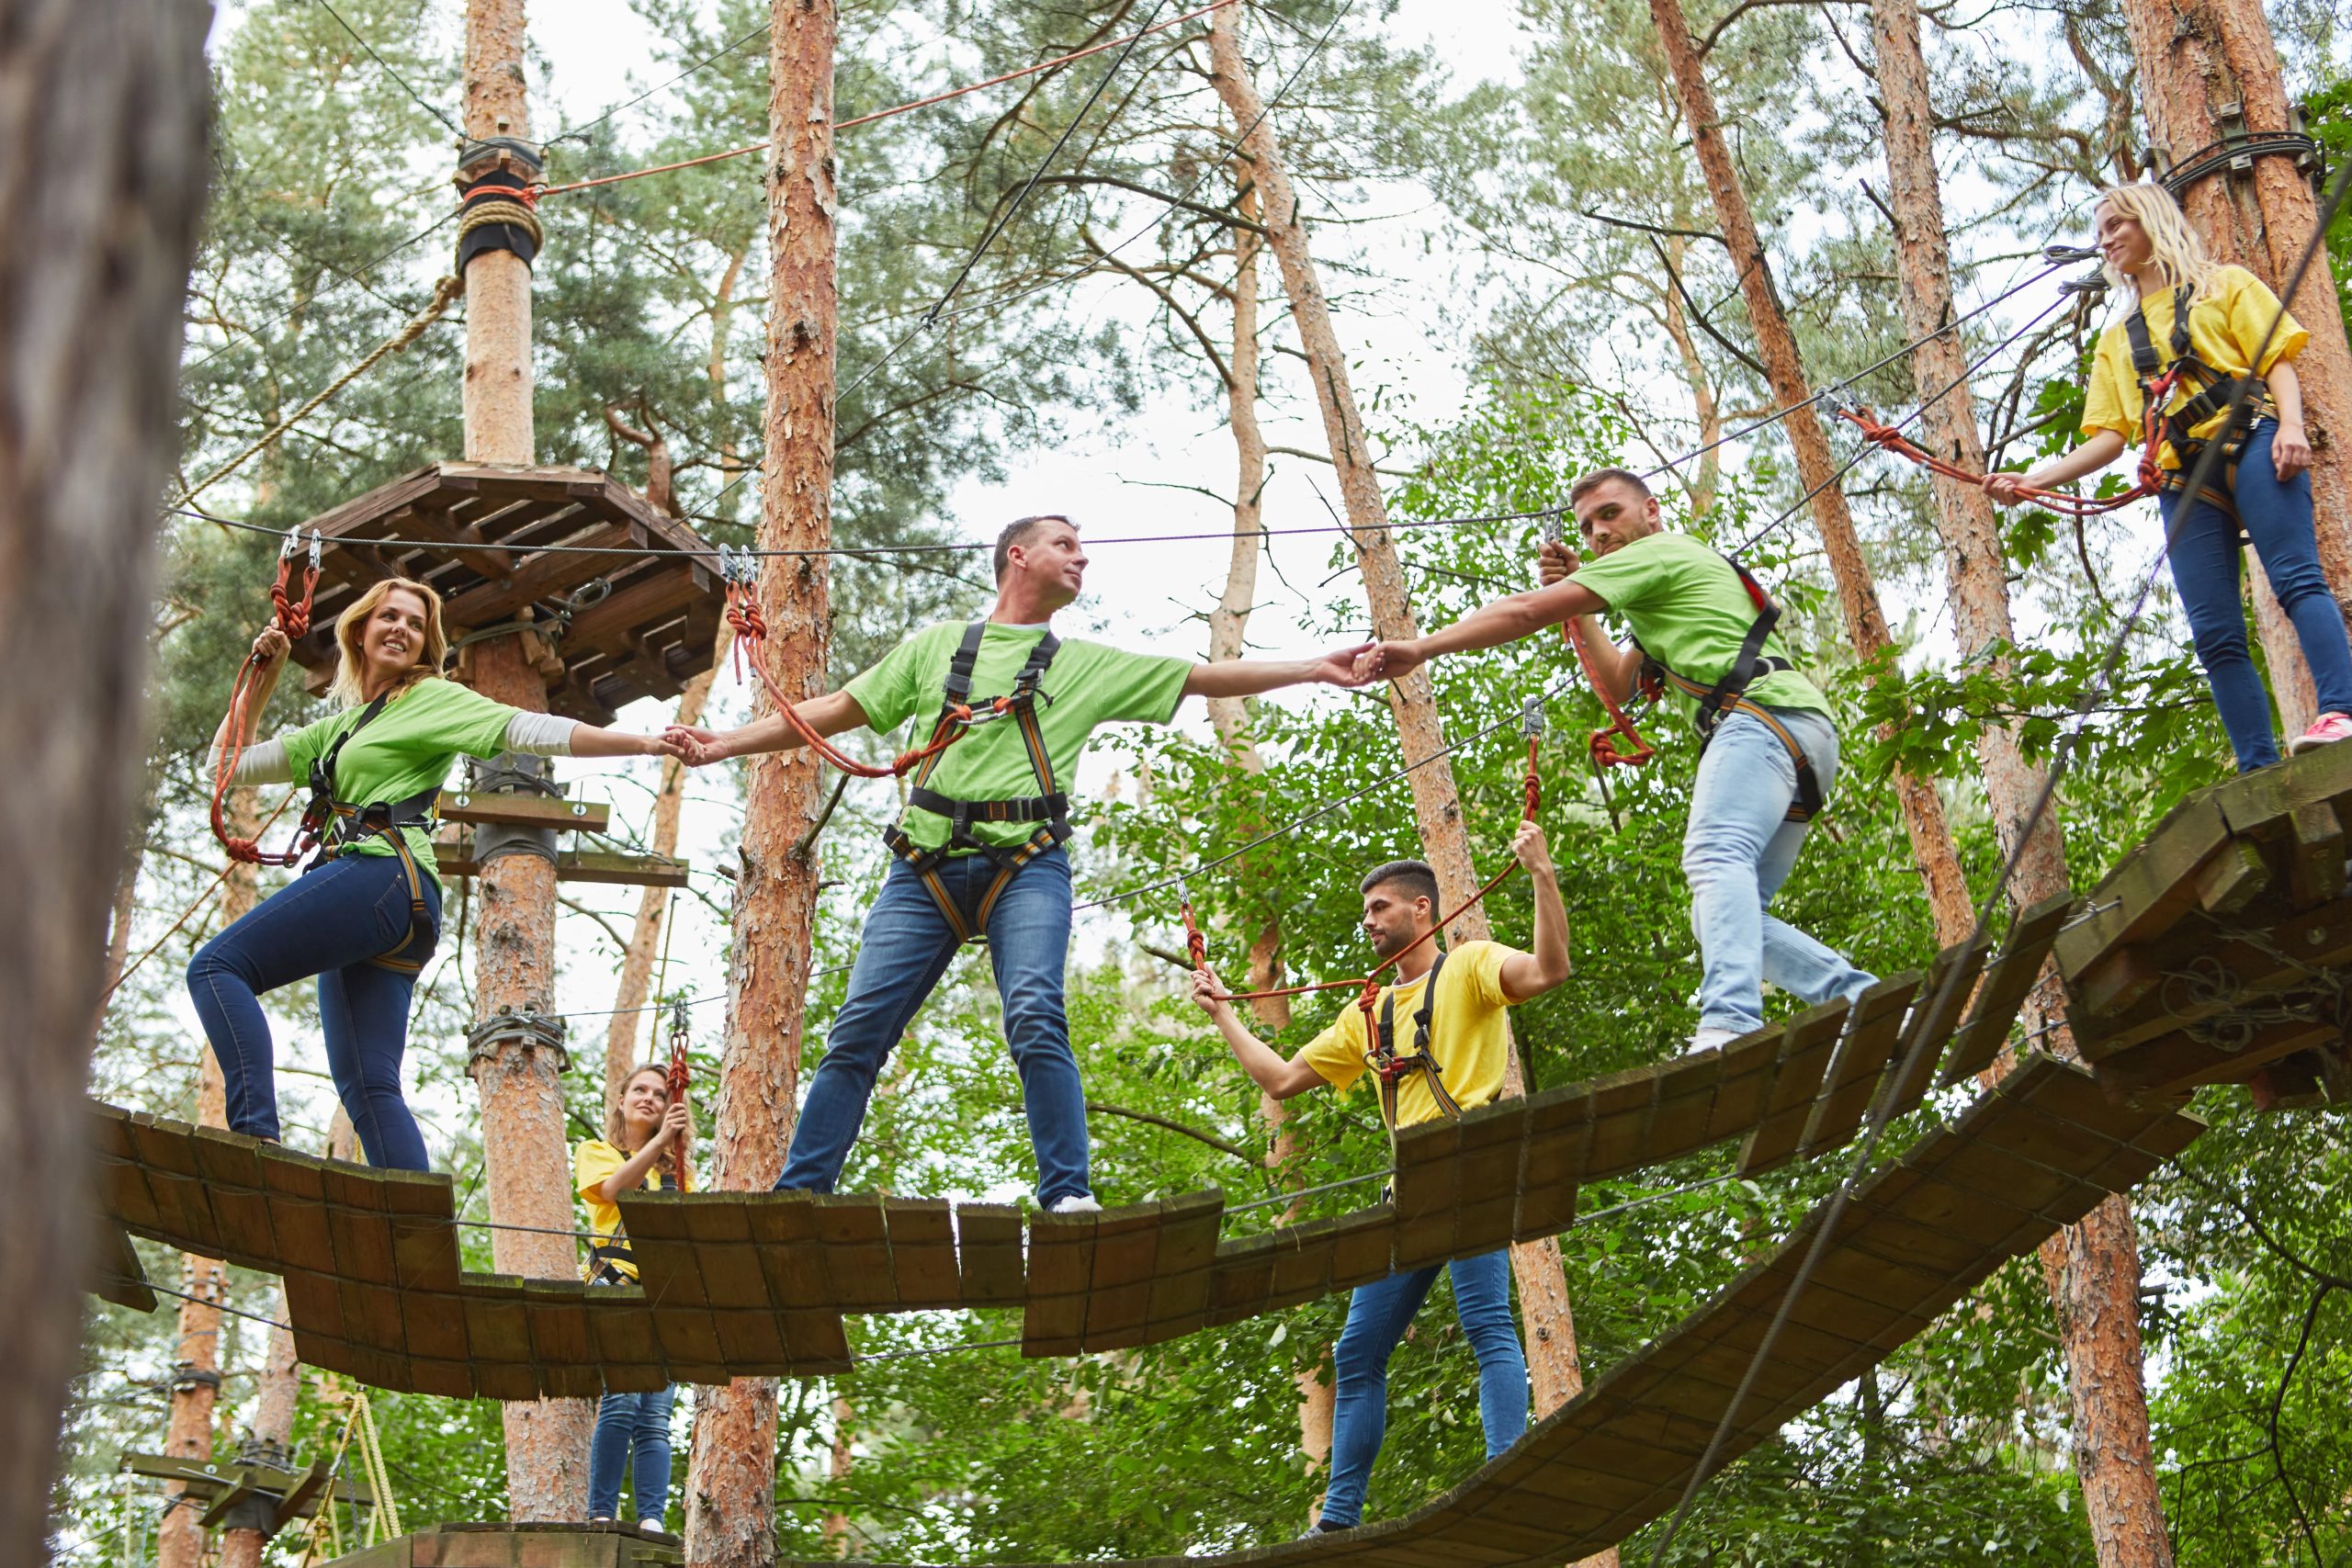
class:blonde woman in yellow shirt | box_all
[574,1066,690,1527]
[1986,182,2352,771]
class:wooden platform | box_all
[777,1055,2199,1567]
[86,901,2069,1396]
[278,462,721,724]
[2056,739,2352,1100]
[324,1522,680,1567]
[120,1448,372,1532]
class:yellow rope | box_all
[355,1389,402,1541]
[173,274,465,513]
[457,196,545,254]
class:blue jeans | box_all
[2161,419,2352,772]
[1319,1248,1527,1529]
[1683,706,1875,1036]
[776,849,1090,1205]
[187,853,441,1170]
[586,1280,675,1524]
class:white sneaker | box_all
[1048,1193,1102,1214]
[1685,1026,1738,1055]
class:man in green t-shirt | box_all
[1359,468,1872,1055]
[673,514,1371,1210]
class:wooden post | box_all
[1868,8,2172,1562]
[1645,0,1974,947]
[681,0,839,1561]
[0,4,209,1560]
[2124,0,2352,737]
[1204,17,1603,1527]
[454,0,592,1521]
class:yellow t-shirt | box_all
[1299,941,1520,1129]
[574,1138,684,1281]
[2081,265,2308,469]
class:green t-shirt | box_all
[280,677,522,889]
[1567,533,1831,720]
[846,621,1193,853]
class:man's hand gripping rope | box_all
[210,528,324,866]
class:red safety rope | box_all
[209,532,324,866]
[1202,726,1545,1020]
[719,549,980,779]
[1542,522,1656,770]
[1833,369,2180,518]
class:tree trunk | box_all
[1868,6,2171,1562]
[0,3,209,1560]
[1658,234,1724,517]
[602,638,725,1107]
[1205,18,1600,1519]
[2124,0,2352,736]
[682,2,839,1562]
[92,828,147,1042]
[461,0,532,467]
[1646,0,1974,946]
[821,1393,854,1554]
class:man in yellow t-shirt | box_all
[1189,823,1569,1533]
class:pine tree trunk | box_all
[1646,0,1974,945]
[1868,6,2172,1562]
[1206,17,1600,1503]
[0,4,208,1559]
[2123,0,2352,736]
[821,1393,854,1553]
[682,1,839,1561]
[92,828,147,1042]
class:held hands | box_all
[1510,819,1555,877]
[1536,538,1579,587]
[1189,964,1232,1019]
[2275,422,2313,481]
[666,724,730,767]
[1310,642,1380,687]
[1351,640,1424,683]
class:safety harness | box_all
[880,621,1070,942]
[1373,950,1462,1129]
[2126,284,2266,524]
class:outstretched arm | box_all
[1984,429,2127,505]
[670,689,871,765]
[1182,645,1375,700]
[1497,821,1572,1002]
[1357,576,1612,683]
[1189,965,1329,1100]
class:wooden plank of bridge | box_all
[95,1221,154,1313]
[461,1276,540,1401]
[884,1198,961,1310]
[809,1193,894,1313]
[955,1203,1026,1305]
[90,1105,162,1235]
[1203,1231,1277,1327]
[1023,1207,1098,1357]
[1796,974,1921,1158]
[187,1124,274,1270]
[126,1112,220,1257]
[1394,1098,1527,1269]
[1134,1191,1223,1348]
[1939,895,2072,1086]
[1077,1201,1181,1349]
[1736,998,1849,1177]
[521,1280,603,1399]
[1512,1081,1592,1239]
[1875,936,1989,1122]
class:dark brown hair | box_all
[993,513,1074,582]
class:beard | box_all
[1364,922,1415,961]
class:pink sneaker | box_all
[2290,712,2352,754]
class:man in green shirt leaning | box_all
[673,514,1371,1210]
[1358,468,1873,1055]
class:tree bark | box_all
[92,828,147,1042]
[821,1393,854,1554]
[461,0,533,466]
[0,3,209,1560]
[1646,0,1974,946]
[2123,0,2352,737]
[682,2,839,1562]
[155,1061,227,1568]
[1206,18,1600,1521]
[1868,7,2171,1562]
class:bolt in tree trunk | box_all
[1205,17,1602,1508]
[1646,0,1974,946]
[456,0,591,1519]
[1866,6,2172,1561]
[682,1,840,1562]
[2124,0,2352,738]
[0,3,209,1559]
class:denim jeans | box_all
[2160,419,2352,772]
[587,1278,675,1524]
[1318,1248,1527,1529]
[776,848,1090,1205]
[187,853,441,1170]
[1682,706,1875,1036]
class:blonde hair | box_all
[606,1065,694,1192]
[328,578,448,705]
[2097,183,2222,305]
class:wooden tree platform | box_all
[120,1448,372,1534]
[323,1522,679,1567]
[278,462,722,724]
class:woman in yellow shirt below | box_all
[1986,181,2352,772]
[575,1065,691,1528]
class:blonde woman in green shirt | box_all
[194,576,678,1169]
[672,514,1373,1210]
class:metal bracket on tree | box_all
[466,1006,569,1072]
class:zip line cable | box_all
[1644,155,2352,1566]
[311,0,461,137]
